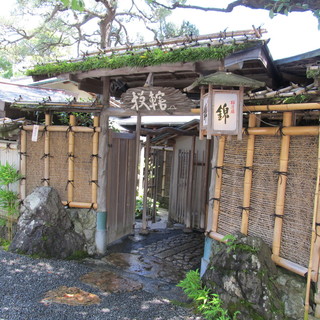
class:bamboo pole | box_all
[305,124,320,319]
[91,115,99,205]
[20,129,27,200]
[272,112,293,257]
[241,114,256,234]
[43,113,51,187]
[194,126,319,137]
[244,103,320,112]
[192,103,320,114]
[67,114,76,204]
[62,201,97,209]
[211,136,226,232]
[22,125,101,133]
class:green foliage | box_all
[222,234,258,254]
[0,163,23,186]
[0,237,11,251]
[26,42,258,77]
[135,195,159,219]
[59,0,84,11]
[0,189,20,216]
[0,56,13,79]
[177,269,240,320]
[66,250,89,260]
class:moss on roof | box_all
[26,42,260,77]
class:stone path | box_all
[83,228,204,301]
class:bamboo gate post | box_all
[91,115,99,205]
[20,129,27,200]
[272,112,293,257]
[142,135,150,232]
[67,114,76,203]
[211,135,226,233]
[305,125,320,319]
[241,113,256,235]
[43,112,51,187]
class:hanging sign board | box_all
[121,87,195,113]
[200,89,243,139]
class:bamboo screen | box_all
[24,129,93,206]
[280,136,317,267]
[215,134,318,269]
[248,136,281,247]
[217,136,247,235]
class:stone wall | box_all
[68,208,96,255]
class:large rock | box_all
[9,187,85,259]
[202,233,305,320]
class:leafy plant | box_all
[0,163,22,240]
[222,234,258,254]
[0,237,11,251]
[135,195,159,219]
[177,269,240,320]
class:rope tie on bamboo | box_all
[66,125,73,138]
[88,203,95,213]
[276,124,286,137]
[64,201,71,208]
[243,166,253,176]
[91,154,101,160]
[41,125,49,138]
[65,180,75,190]
[209,197,220,202]
[243,127,250,136]
[19,152,28,160]
[274,171,289,184]
[213,166,224,178]
[67,153,77,161]
[89,180,99,187]
[6,143,12,150]
[314,223,320,241]
[238,206,252,216]
[41,178,50,185]
[91,126,98,136]
[272,213,284,219]
[41,153,53,160]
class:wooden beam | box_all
[73,62,198,80]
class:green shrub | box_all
[177,269,240,320]
[135,195,159,219]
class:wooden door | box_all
[106,132,136,244]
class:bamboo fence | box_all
[21,118,100,209]
[207,110,320,282]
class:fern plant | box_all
[177,269,240,320]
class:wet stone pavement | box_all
[83,226,204,302]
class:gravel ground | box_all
[0,249,202,320]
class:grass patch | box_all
[0,237,11,251]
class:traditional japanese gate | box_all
[105,131,136,244]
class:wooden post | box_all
[142,135,150,232]
[43,112,51,187]
[241,113,256,234]
[272,112,293,257]
[161,147,167,198]
[211,135,226,232]
[96,76,110,254]
[20,129,27,200]
[67,114,76,203]
[134,113,141,226]
[186,136,196,230]
[91,115,99,205]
